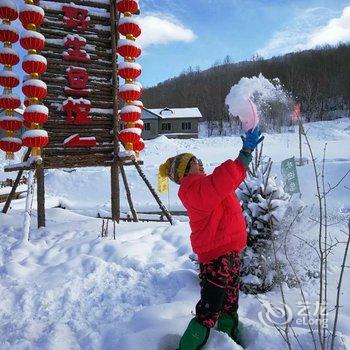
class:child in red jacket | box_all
[158,128,263,349]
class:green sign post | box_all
[281,157,301,195]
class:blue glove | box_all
[241,127,264,151]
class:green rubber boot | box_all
[217,312,243,346]
[178,318,210,350]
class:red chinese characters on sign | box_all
[63,97,91,125]
[65,66,90,96]
[61,4,96,149]
[63,5,90,33]
[64,134,96,148]
[63,34,90,62]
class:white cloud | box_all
[138,14,197,48]
[309,6,350,46]
[257,6,350,58]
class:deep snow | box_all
[0,118,350,349]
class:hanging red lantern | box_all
[119,83,141,102]
[0,23,19,44]
[118,61,141,81]
[119,105,141,123]
[22,79,47,100]
[0,1,18,22]
[19,4,44,30]
[117,39,141,59]
[118,127,141,150]
[132,138,145,152]
[22,54,47,76]
[0,47,19,66]
[133,119,144,130]
[0,70,19,88]
[118,17,141,38]
[23,104,48,125]
[116,0,139,15]
[20,30,45,52]
[22,129,48,156]
[0,115,22,131]
[0,137,22,156]
[0,93,20,109]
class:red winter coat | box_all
[178,159,247,263]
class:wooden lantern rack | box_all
[1,0,172,226]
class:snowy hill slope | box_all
[0,118,349,349]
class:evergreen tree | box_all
[237,145,290,293]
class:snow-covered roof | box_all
[147,107,202,119]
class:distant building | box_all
[1,107,202,141]
[120,107,203,140]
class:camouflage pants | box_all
[195,251,240,328]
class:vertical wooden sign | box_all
[40,0,116,169]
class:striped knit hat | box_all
[158,153,194,192]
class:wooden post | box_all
[2,148,31,214]
[36,162,45,227]
[110,0,120,222]
[132,160,173,224]
[120,165,138,222]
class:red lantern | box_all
[0,93,20,109]
[119,105,141,123]
[22,79,47,99]
[119,128,141,150]
[133,138,145,152]
[0,47,19,66]
[0,23,19,44]
[22,129,48,148]
[119,83,141,102]
[116,0,139,15]
[0,70,19,88]
[118,17,141,38]
[0,137,22,153]
[117,39,141,59]
[23,104,48,125]
[118,61,141,81]
[0,1,18,22]
[133,119,144,130]
[22,54,47,76]
[19,4,44,30]
[20,30,45,51]
[0,116,22,131]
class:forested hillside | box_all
[143,44,350,124]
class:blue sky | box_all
[7,0,350,93]
[137,0,350,87]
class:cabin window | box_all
[182,122,192,130]
[144,122,151,130]
[161,123,171,131]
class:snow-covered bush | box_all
[237,147,290,294]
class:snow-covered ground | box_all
[1,118,350,349]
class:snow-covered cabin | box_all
[120,107,203,140]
